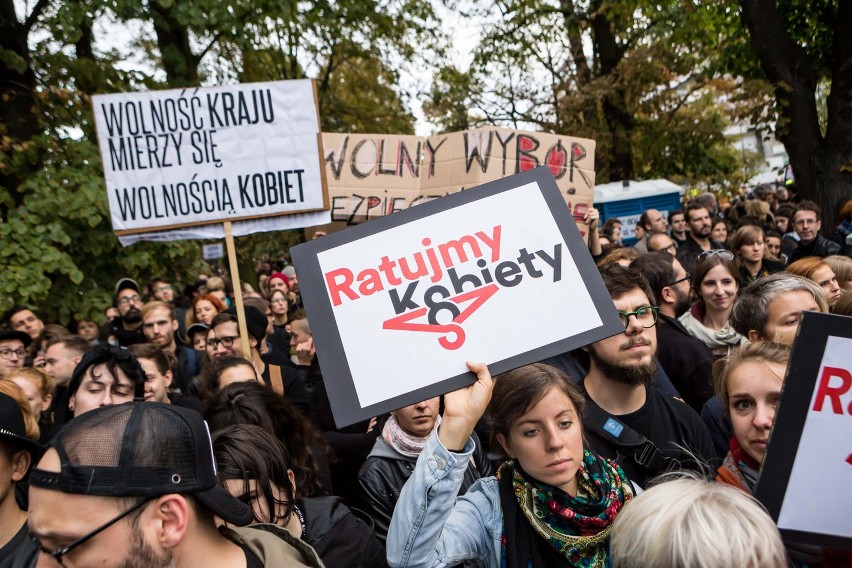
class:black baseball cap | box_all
[224,306,267,343]
[30,402,253,526]
[114,278,139,296]
[0,392,42,456]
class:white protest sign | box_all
[291,167,623,427]
[755,312,852,550]
[202,243,224,260]
[92,80,328,235]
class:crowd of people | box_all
[1,188,850,567]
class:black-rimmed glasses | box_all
[617,306,660,330]
[208,335,240,349]
[666,272,691,287]
[32,496,154,567]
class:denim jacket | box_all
[387,432,502,568]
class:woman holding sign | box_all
[387,362,634,568]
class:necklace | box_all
[293,504,306,538]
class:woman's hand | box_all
[438,361,494,451]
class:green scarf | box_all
[498,450,633,567]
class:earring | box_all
[68,402,75,411]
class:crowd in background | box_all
[1,185,850,567]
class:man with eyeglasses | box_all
[209,307,309,413]
[108,278,147,347]
[788,200,842,263]
[27,402,321,568]
[0,329,29,379]
[631,252,714,413]
[577,264,714,487]
[646,233,678,256]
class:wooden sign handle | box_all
[223,221,252,360]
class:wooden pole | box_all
[223,221,252,360]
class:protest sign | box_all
[754,311,852,550]
[92,79,328,235]
[291,167,622,427]
[321,127,596,238]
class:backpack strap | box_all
[583,402,680,474]
[269,364,285,396]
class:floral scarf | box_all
[498,451,633,567]
[716,436,760,493]
[382,414,441,458]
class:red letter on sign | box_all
[812,366,852,414]
[325,268,358,307]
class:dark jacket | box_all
[107,317,146,347]
[655,314,715,413]
[789,233,842,262]
[297,496,388,568]
[358,431,493,545]
[174,344,203,394]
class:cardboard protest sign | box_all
[291,167,622,427]
[92,80,328,235]
[322,127,596,238]
[754,311,852,550]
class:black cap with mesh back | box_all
[30,402,254,526]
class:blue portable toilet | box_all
[594,179,685,246]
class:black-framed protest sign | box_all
[92,79,328,235]
[754,311,852,550]
[291,167,623,427]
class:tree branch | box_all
[23,0,50,32]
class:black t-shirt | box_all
[0,522,39,568]
[260,350,309,414]
[579,379,715,487]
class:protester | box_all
[3,306,45,342]
[824,255,852,292]
[27,402,323,567]
[646,233,678,256]
[630,252,714,413]
[596,246,640,268]
[610,474,786,568]
[0,381,40,441]
[29,323,71,367]
[633,209,667,253]
[127,343,203,412]
[188,293,227,327]
[830,198,852,251]
[267,271,292,298]
[141,300,202,392]
[786,257,842,309]
[679,251,747,358]
[729,225,784,285]
[387,362,634,567]
[5,367,53,442]
[602,218,623,246]
[833,291,852,316]
[668,209,688,245]
[788,200,842,262]
[201,355,263,395]
[359,396,492,544]
[579,264,714,486]
[42,335,90,434]
[63,344,145,422]
[270,288,291,330]
[205,381,333,497]
[187,322,210,351]
[764,229,784,262]
[109,277,147,346]
[209,307,309,411]
[710,218,732,247]
[212,424,385,567]
[677,203,725,273]
[712,341,843,565]
[0,330,29,380]
[0,391,41,567]
[72,318,100,344]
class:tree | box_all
[733,0,850,224]
[0,0,432,322]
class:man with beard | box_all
[140,301,200,393]
[631,252,714,413]
[27,402,321,567]
[109,278,147,347]
[579,264,714,486]
[677,203,725,273]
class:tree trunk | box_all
[590,0,634,180]
[149,1,199,87]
